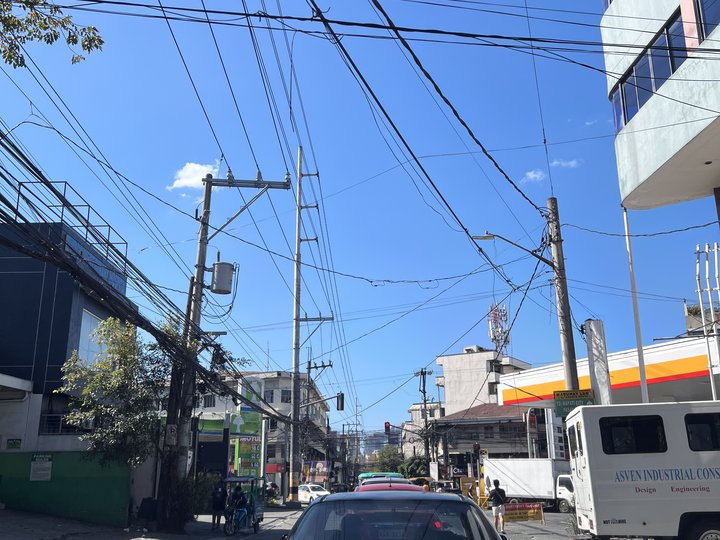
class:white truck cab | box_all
[566,401,720,540]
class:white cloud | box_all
[166,162,219,190]
[584,120,598,126]
[520,169,546,184]
[550,159,581,169]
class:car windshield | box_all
[289,499,496,540]
[309,485,326,492]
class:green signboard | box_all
[554,389,595,418]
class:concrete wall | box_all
[437,348,499,415]
[601,0,720,208]
[0,451,131,526]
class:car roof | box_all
[356,483,425,492]
[361,477,411,485]
[321,491,468,503]
[300,483,327,488]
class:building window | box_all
[488,382,498,395]
[264,390,274,403]
[685,413,720,451]
[610,89,623,133]
[698,0,720,40]
[600,415,667,455]
[483,425,494,439]
[633,55,653,108]
[610,11,687,131]
[267,445,276,459]
[78,310,104,364]
[649,33,672,90]
[281,390,291,403]
[203,394,215,408]
[667,14,687,70]
[269,418,278,430]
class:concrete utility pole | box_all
[159,170,290,529]
[290,147,332,499]
[416,368,432,459]
[547,197,579,391]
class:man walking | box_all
[488,479,506,533]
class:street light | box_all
[472,197,579,391]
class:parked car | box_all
[282,490,507,540]
[297,484,330,505]
[330,483,351,493]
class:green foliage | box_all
[57,318,171,467]
[376,445,403,473]
[189,473,220,516]
[0,0,103,68]
[399,455,429,478]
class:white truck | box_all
[566,401,720,539]
[483,457,575,512]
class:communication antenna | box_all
[488,303,509,354]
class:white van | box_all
[566,401,720,539]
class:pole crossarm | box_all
[300,393,342,409]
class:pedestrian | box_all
[488,479,506,533]
[210,478,226,531]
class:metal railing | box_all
[39,413,91,435]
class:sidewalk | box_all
[0,507,298,540]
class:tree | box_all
[57,317,171,467]
[399,455,429,478]
[376,445,403,473]
[1,0,103,68]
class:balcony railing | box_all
[39,414,92,435]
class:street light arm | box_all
[472,232,555,269]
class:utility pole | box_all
[290,147,332,500]
[158,170,290,529]
[416,368,432,459]
[547,197,579,391]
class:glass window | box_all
[667,14,687,71]
[622,75,639,122]
[610,89,624,132]
[488,382,498,395]
[281,390,291,403]
[634,54,653,107]
[78,310,105,364]
[685,413,720,451]
[558,476,574,492]
[264,390,274,403]
[576,421,584,456]
[649,32,672,89]
[484,425,494,438]
[269,418,278,430]
[600,415,667,454]
[203,394,215,408]
[699,0,720,39]
[568,425,578,456]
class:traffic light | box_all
[384,421,391,435]
[337,392,345,411]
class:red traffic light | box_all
[384,421,390,435]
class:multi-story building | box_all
[435,345,530,415]
[602,0,720,210]
[401,401,443,459]
[192,370,330,489]
[0,220,138,526]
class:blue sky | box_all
[2,0,716,432]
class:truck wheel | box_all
[557,499,571,514]
[687,520,720,540]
